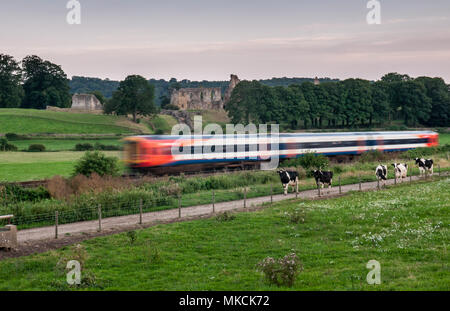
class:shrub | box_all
[28,144,46,152]
[257,253,302,287]
[285,209,306,224]
[215,211,236,222]
[1,184,50,202]
[73,151,120,177]
[5,133,27,141]
[155,129,164,135]
[127,231,137,244]
[163,104,179,110]
[281,152,329,176]
[359,150,385,163]
[75,143,94,151]
[0,137,18,151]
[93,143,122,151]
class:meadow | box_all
[0,109,148,134]
[0,178,448,290]
[0,151,123,181]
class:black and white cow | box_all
[415,158,433,176]
[312,170,333,190]
[392,163,408,183]
[375,165,388,187]
[277,169,299,195]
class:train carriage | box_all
[124,131,438,175]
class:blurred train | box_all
[124,131,439,175]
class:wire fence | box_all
[0,164,447,237]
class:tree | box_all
[21,55,71,109]
[370,81,391,125]
[415,77,450,126]
[106,75,156,122]
[396,80,431,126]
[89,90,107,106]
[0,54,23,108]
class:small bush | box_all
[73,151,120,177]
[215,211,236,222]
[28,144,46,152]
[359,150,385,163]
[5,133,27,141]
[1,184,50,202]
[93,143,122,151]
[75,143,94,151]
[163,104,179,110]
[257,252,302,287]
[0,137,18,151]
[155,129,164,135]
[127,231,137,244]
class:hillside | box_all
[0,109,150,134]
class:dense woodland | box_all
[0,53,449,128]
[225,74,450,129]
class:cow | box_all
[392,163,408,183]
[415,158,433,177]
[277,169,299,195]
[375,165,388,187]
[312,170,333,191]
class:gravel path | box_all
[16,174,443,243]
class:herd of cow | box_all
[277,157,434,195]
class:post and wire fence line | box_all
[1,165,447,239]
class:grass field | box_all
[0,109,149,134]
[11,138,123,151]
[0,151,123,181]
[439,133,450,145]
[0,178,448,290]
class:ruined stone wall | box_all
[170,74,240,111]
[71,94,103,111]
[170,87,223,110]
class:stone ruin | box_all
[170,74,240,111]
[71,94,103,111]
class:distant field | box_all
[0,178,448,290]
[0,151,124,181]
[439,133,450,145]
[0,109,149,134]
[12,138,123,151]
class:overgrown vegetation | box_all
[0,179,447,290]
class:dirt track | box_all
[0,174,445,259]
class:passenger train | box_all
[124,131,439,175]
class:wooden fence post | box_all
[339,176,342,194]
[244,188,247,208]
[318,184,321,197]
[178,195,181,218]
[55,211,58,239]
[438,164,441,177]
[270,184,273,204]
[98,204,102,232]
[377,178,380,190]
[359,176,362,191]
[295,180,298,199]
[139,199,143,225]
[212,190,215,213]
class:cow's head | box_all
[391,163,397,168]
[312,169,322,179]
[415,158,422,165]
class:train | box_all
[123,131,439,175]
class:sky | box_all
[1,0,450,82]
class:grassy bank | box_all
[0,151,123,181]
[0,108,148,134]
[0,178,448,290]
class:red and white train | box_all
[123,131,439,175]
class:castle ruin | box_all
[170,74,240,110]
[71,94,103,111]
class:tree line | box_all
[225,73,450,128]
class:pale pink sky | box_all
[1,0,450,82]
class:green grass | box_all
[0,151,123,181]
[146,115,178,134]
[0,178,448,290]
[439,133,450,146]
[0,108,148,134]
[11,139,122,151]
